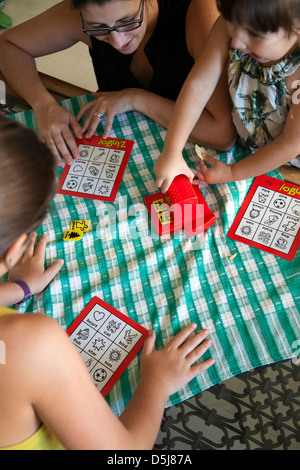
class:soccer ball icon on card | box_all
[144,174,216,237]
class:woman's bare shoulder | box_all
[186,0,221,59]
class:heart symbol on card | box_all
[93,310,105,322]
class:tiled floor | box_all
[0,0,97,91]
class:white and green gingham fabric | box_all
[9,95,300,416]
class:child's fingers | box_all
[180,329,210,355]
[199,156,210,174]
[191,169,206,185]
[33,234,48,259]
[24,232,38,257]
[141,330,156,356]
[43,259,64,285]
[156,176,172,193]
[202,153,215,164]
[165,323,197,350]
[191,356,215,376]
[160,178,172,194]
[192,176,207,185]
[185,337,213,365]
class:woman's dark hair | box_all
[70,0,112,8]
[217,0,300,34]
[0,115,56,258]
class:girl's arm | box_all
[153,17,232,193]
[0,1,89,165]
[5,315,214,450]
[197,84,300,184]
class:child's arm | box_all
[119,325,214,443]
[196,89,300,183]
[154,17,231,193]
[0,233,64,307]
[5,316,213,450]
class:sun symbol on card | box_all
[109,349,122,362]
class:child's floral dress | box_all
[228,47,300,168]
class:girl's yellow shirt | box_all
[0,305,64,450]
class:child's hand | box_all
[8,233,64,296]
[140,324,215,398]
[193,153,234,185]
[154,151,195,193]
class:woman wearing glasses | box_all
[0,0,236,166]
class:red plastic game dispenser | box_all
[167,174,199,206]
[144,174,216,237]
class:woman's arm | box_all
[0,1,89,164]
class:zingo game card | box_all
[227,175,300,261]
[58,135,134,203]
[67,297,148,397]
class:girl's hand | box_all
[154,151,195,193]
[77,89,138,140]
[7,233,64,296]
[35,101,83,166]
[192,153,234,185]
[140,324,215,398]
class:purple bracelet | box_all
[10,279,32,304]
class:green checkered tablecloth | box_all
[9,95,300,416]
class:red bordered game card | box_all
[67,297,148,397]
[227,175,300,261]
[57,135,134,203]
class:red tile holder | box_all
[144,175,216,237]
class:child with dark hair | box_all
[0,116,214,450]
[0,0,236,167]
[155,0,300,192]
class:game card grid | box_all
[67,298,148,396]
[228,175,300,260]
[57,136,134,202]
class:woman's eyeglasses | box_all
[80,0,144,36]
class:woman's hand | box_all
[77,89,139,140]
[140,324,215,398]
[77,90,135,139]
[35,101,83,166]
[7,233,64,296]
